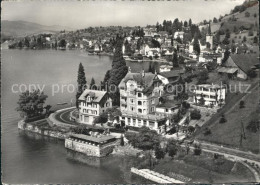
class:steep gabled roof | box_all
[78,89,108,102]
[159,68,184,78]
[119,72,161,95]
[230,54,259,73]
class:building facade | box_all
[78,90,112,124]
[193,84,226,107]
[118,69,167,132]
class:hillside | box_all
[212,1,259,45]
[220,3,259,31]
[1,20,73,38]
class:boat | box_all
[57,102,68,105]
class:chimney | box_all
[128,66,131,73]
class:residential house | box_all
[157,68,184,85]
[141,44,161,57]
[147,49,161,58]
[118,68,166,132]
[156,100,181,116]
[193,84,226,107]
[158,31,169,38]
[94,43,102,52]
[144,28,157,38]
[78,90,112,124]
[159,65,173,73]
[198,52,222,64]
[218,54,259,79]
[174,31,184,40]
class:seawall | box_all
[18,119,69,140]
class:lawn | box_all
[196,85,259,153]
[153,154,255,183]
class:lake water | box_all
[1,49,154,183]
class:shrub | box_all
[167,139,179,158]
[188,126,195,133]
[190,109,201,120]
[182,101,190,109]
[246,120,260,133]
[154,146,165,159]
[245,12,250,17]
[239,100,245,108]
[247,69,257,78]
[248,30,254,36]
[203,127,212,136]
[219,114,227,123]
[193,144,202,155]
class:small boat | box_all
[57,102,68,105]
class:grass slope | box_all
[196,84,259,154]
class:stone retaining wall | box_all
[131,167,183,183]
[18,120,68,140]
[65,138,119,157]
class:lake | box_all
[1,49,155,183]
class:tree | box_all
[245,11,250,17]
[233,26,238,33]
[239,100,245,108]
[18,41,23,48]
[126,126,160,151]
[93,107,122,124]
[193,33,200,55]
[167,139,178,158]
[16,89,48,119]
[24,37,30,48]
[253,36,258,44]
[243,36,247,42]
[203,127,211,136]
[58,39,66,48]
[198,94,205,106]
[221,49,230,65]
[76,63,87,108]
[44,105,52,117]
[248,30,254,36]
[219,114,226,123]
[189,19,192,27]
[176,36,182,44]
[172,49,179,68]
[120,135,124,146]
[148,62,155,73]
[107,36,128,106]
[184,21,188,27]
[154,146,165,159]
[247,69,257,78]
[247,120,260,133]
[197,69,209,84]
[208,24,211,35]
[190,109,201,120]
[213,17,218,23]
[193,143,202,155]
[90,77,96,89]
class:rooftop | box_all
[121,111,168,121]
[230,54,259,73]
[78,89,107,102]
[70,134,115,144]
[156,100,181,108]
[159,68,184,78]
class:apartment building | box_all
[193,84,226,107]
